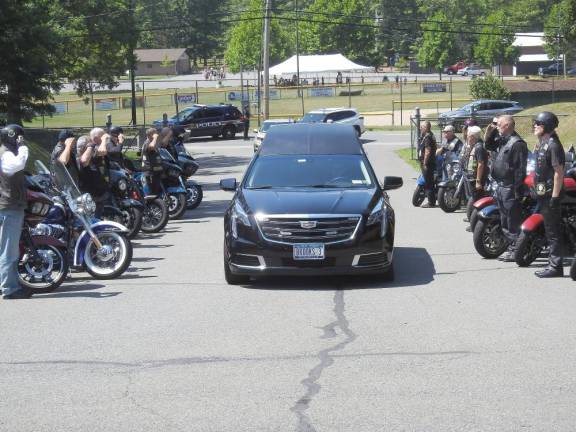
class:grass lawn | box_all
[395,147,420,172]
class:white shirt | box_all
[0,146,29,176]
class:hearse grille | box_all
[257,215,361,244]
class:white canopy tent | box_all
[269,54,373,75]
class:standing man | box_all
[485,115,529,262]
[418,121,438,208]
[243,104,250,141]
[466,125,489,199]
[532,112,565,278]
[51,129,80,184]
[0,125,30,299]
[436,125,463,157]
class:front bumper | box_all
[225,235,393,277]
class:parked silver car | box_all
[300,107,365,136]
[253,119,294,152]
[438,99,524,130]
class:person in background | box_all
[76,135,110,218]
[466,125,489,199]
[418,121,438,208]
[0,124,30,299]
[50,129,79,184]
[243,105,251,141]
[436,125,463,157]
[141,128,162,195]
[532,112,565,278]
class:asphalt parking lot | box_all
[1,131,576,431]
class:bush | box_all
[469,74,511,100]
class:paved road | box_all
[2,131,576,431]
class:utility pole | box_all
[295,0,304,116]
[262,0,272,120]
[129,0,137,126]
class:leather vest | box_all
[491,134,522,184]
[0,146,26,210]
[534,136,558,196]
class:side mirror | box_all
[326,119,334,124]
[253,128,258,133]
[383,176,403,191]
[220,178,238,191]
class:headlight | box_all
[76,193,96,215]
[118,179,128,191]
[231,201,251,239]
[452,163,461,174]
[366,198,388,238]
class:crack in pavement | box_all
[290,290,357,432]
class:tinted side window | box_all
[226,108,241,119]
[324,113,338,122]
[340,111,356,120]
[205,108,222,118]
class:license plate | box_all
[293,243,325,260]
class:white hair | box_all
[467,125,482,139]
[89,127,105,140]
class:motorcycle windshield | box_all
[34,160,50,175]
[159,148,175,162]
[52,160,82,201]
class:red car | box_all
[445,61,468,75]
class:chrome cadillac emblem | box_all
[300,221,317,229]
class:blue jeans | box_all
[0,209,25,296]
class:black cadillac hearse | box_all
[220,123,402,284]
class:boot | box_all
[535,266,564,278]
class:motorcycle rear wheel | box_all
[473,219,509,259]
[84,231,132,279]
[186,183,203,210]
[122,207,143,239]
[412,185,425,207]
[515,230,546,267]
[438,187,461,213]
[18,245,68,294]
[469,208,479,232]
[167,193,187,219]
[141,198,169,233]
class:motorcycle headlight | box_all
[366,198,388,238]
[76,193,96,216]
[231,201,251,239]
[118,179,128,191]
[452,163,461,174]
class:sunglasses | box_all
[492,121,497,125]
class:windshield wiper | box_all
[246,185,274,190]
[309,184,342,188]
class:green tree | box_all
[416,11,457,77]
[224,0,292,73]
[469,74,511,100]
[543,0,576,68]
[0,0,62,123]
[298,0,377,65]
[474,10,519,70]
[376,0,422,64]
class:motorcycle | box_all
[173,141,203,210]
[412,154,444,207]
[35,161,133,279]
[158,148,188,219]
[514,173,576,271]
[18,182,69,294]
[437,152,466,213]
[127,172,170,234]
[107,166,144,239]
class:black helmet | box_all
[58,129,74,142]
[172,125,186,138]
[109,126,123,136]
[0,124,25,147]
[534,111,559,133]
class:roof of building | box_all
[260,123,362,155]
[513,33,545,47]
[134,48,188,62]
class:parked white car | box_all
[457,66,487,77]
[253,119,295,152]
[300,107,365,136]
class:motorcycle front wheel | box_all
[412,185,425,207]
[141,198,169,233]
[167,192,187,219]
[473,219,509,259]
[515,230,547,267]
[18,245,68,294]
[84,231,132,279]
[438,187,461,213]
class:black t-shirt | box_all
[51,141,80,186]
[418,133,437,168]
[535,135,565,189]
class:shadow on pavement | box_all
[246,246,435,290]
[181,199,230,220]
[34,283,120,299]
[193,155,252,177]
